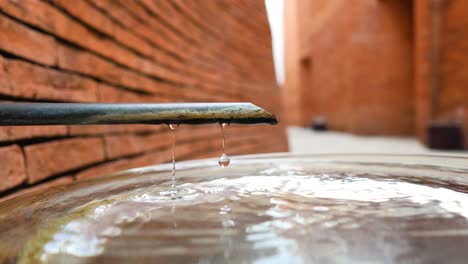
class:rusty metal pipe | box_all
[0,103,277,126]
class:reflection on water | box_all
[36,165,468,263]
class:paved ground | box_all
[287,126,468,157]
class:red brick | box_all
[92,0,199,67]
[68,124,162,136]
[57,44,120,84]
[0,14,56,65]
[55,0,155,65]
[0,145,26,192]
[0,0,55,32]
[104,131,172,159]
[0,55,10,94]
[54,0,113,36]
[68,125,125,136]
[177,139,216,159]
[229,141,260,156]
[178,1,267,70]
[97,83,169,103]
[0,176,73,203]
[177,125,219,142]
[6,59,98,101]
[75,150,170,180]
[75,158,134,180]
[51,0,192,87]
[7,60,47,99]
[56,44,182,98]
[0,126,67,142]
[52,8,140,70]
[47,70,98,102]
[25,137,106,183]
[68,125,130,136]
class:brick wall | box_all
[0,0,287,197]
[285,0,468,145]
[284,0,414,135]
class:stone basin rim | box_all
[97,152,468,180]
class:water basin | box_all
[1,154,468,263]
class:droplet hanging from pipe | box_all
[218,123,230,167]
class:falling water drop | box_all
[218,153,230,167]
[168,124,179,190]
[218,123,230,167]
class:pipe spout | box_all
[0,103,278,126]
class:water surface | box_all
[1,154,468,263]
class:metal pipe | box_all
[0,103,277,126]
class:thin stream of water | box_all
[168,124,179,190]
[166,123,230,196]
[168,123,230,194]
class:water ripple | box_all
[38,169,468,263]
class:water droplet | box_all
[219,205,231,214]
[159,189,178,197]
[218,153,230,167]
[313,206,330,212]
[168,123,179,131]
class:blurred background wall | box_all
[0,0,287,197]
[283,0,468,145]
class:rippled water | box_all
[30,162,468,264]
[1,156,468,263]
